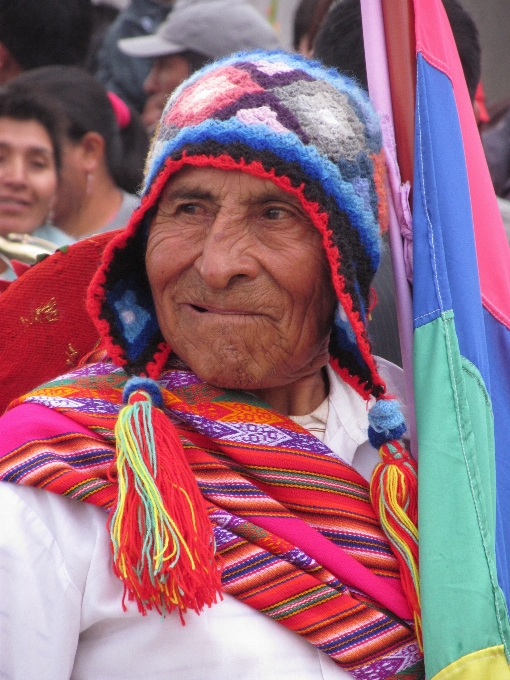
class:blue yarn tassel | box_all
[368,398,407,449]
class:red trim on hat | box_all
[88,152,386,398]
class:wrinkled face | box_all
[146,166,337,390]
[0,117,57,235]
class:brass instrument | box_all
[0,232,57,267]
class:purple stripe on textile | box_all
[246,514,412,621]
[213,91,310,143]
[159,371,203,390]
[23,396,121,416]
[62,362,120,380]
[175,410,335,454]
[350,642,422,680]
[360,0,418,458]
[0,403,101,457]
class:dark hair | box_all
[313,0,366,88]
[0,0,93,70]
[293,0,321,51]
[84,2,120,74]
[0,83,63,170]
[179,50,210,75]
[314,0,481,100]
[12,66,123,183]
[114,106,149,194]
[443,0,480,100]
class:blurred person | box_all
[0,0,93,85]
[107,91,150,194]
[85,2,121,74]
[119,0,280,129]
[293,0,321,56]
[13,67,141,245]
[0,86,62,279]
[96,0,174,111]
[314,0,480,100]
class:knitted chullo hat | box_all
[87,50,419,638]
[90,50,390,405]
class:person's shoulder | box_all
[32,223,76,248]
[0,482,106,535]
[0,482,107,587]
[102,192,141,233]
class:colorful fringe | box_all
[111,381,222,616]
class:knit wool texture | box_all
[88,50,390,402]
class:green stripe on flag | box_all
[414,311,510,678]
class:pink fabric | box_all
[360,0,418,458]
[248,514,412,621]
[414,0,510,330]
[0,403,101,456]
[107,92,131,130]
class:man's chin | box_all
[183,352,271,392]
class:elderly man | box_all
[0,52,422,679]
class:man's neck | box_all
[250,368,329,417]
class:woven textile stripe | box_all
[2,361,423,679]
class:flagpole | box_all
[360,0,418,458]
[381,0,416,193]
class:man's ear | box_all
[0,43,22,84]
[79,131,106,173]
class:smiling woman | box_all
[0,85,62,277]
[0,118,57,235]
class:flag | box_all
[362,0,510,677]
[412,1,510,676]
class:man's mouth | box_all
[189,303,254,315]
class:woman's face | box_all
[146,166,337,391]
[0,117,57,235]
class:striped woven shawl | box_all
[0,360,423,680]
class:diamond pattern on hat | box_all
[274,81,366,163]
[165,66,263,128]
[235,106,290,134]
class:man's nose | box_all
[194,216,259,289]
[2,156,27,186]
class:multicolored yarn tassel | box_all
[368,400,422,650]
[110,377,222,619]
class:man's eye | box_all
[179,203,203,215]
[264,207,287,220]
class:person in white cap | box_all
[118,0,280,128]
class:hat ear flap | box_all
[88,206,171,378]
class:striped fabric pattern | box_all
[1,361,423,679]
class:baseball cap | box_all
[118,0,280,60]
